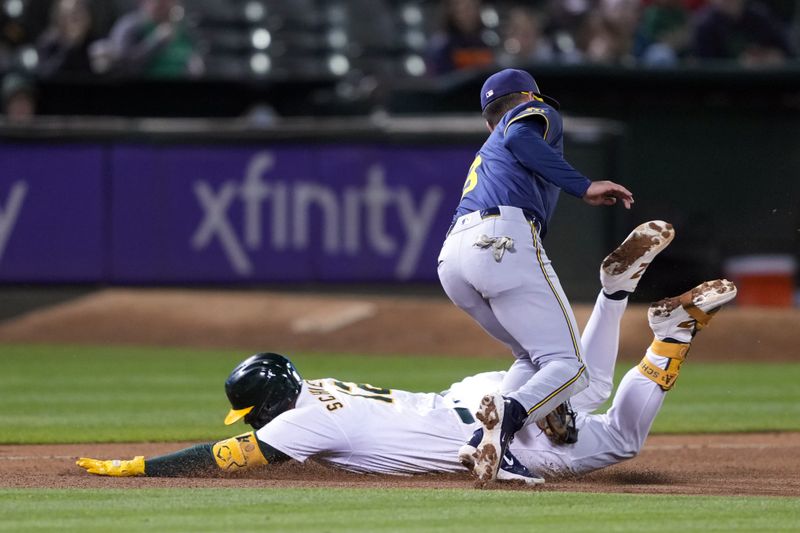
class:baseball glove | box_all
[536,401,578,445]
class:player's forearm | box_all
[144,443,217,477]
[145,432,289,477]
[504,123,591,197]
[78,432,290,478]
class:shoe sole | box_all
[601,221,675,287]
[496,468,545,485]
[649,279,737,324]
[463,444,546,485]
[473,394,503,482]
[458,444,477,470]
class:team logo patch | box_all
[485,89,494,98]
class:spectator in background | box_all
[1,73,36,122]
[541,0,592,63]
[692,0,795,66]
[684,0,708,9]
[641,0,708,9]
[583,0,642,64]
[636,0,692,65]
[97,0,203,78]
[498,7,557,65]
[426,0,495,75]
[10,0,117,48]
[36,0,93,78]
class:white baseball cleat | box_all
[458,442,478,471]
[601,220,675,295]
[472,394,504,483]
[461,441,544,485]
[496,451,545,485]
[648,279,737,344]
[470,393,528,483]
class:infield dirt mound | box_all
[2,433,798,496]
[0,288,798,362]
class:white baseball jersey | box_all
[257,378,475,474]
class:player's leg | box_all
[569,292,627,411]
[470,220,676,465]
[565,279,738,475]
[439,216,546,482]
[482,225,588,423]
[572,220,675,412]
[438,270,528,359]
[464,219,588,482]
[437,294,535,473]
[438,231,528,359]
[499,357,536,393]
[467,218,677,481]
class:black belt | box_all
[480,206,538,223]
[446,206,539,237]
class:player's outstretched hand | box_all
[76,456,145,476]
[583,181,634,209]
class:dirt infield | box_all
[2,433,799,496]
[1,288,799,361]
[2,289,799,497]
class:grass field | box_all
[2,344,800,443]
[2,343,799,532]
[2,488,799,533]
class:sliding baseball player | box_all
[77,222,737,484]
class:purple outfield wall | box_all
[0,143,474,283]
[0,144,106,282]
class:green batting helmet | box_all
[224,353,303,430]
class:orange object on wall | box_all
[724,255,797,308]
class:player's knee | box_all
[574,363,590,393]
[594,378,613,404]
[614,433,644,460]
[619,440,642,460]
[553,358,589,393]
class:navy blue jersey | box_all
[454,100,591,237]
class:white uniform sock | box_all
[646,349,671,369]
[570,291,627,412]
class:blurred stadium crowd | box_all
[1,0,798,119]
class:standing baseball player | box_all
[437,68,634,482]
[76,223,738,483]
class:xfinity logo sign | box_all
[191,152,444,279]
[0,181,27,262]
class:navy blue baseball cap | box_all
[480,68,560,111]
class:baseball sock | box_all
[603,290,630,300]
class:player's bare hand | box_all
[76,456,145,476]
[583,181,634,209]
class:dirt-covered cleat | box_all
[458,428,482,470]
[601,221,675,296]
[496,450,545,485]
[648,279,738,344]
[472,393,526,482]
[641,279,737,391]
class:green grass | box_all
[2,345,799,532]
[1,488,798,533]
[0,344,502,443]
[1,343,800,443]
[641,363,800,433]
[597,361,800,433]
